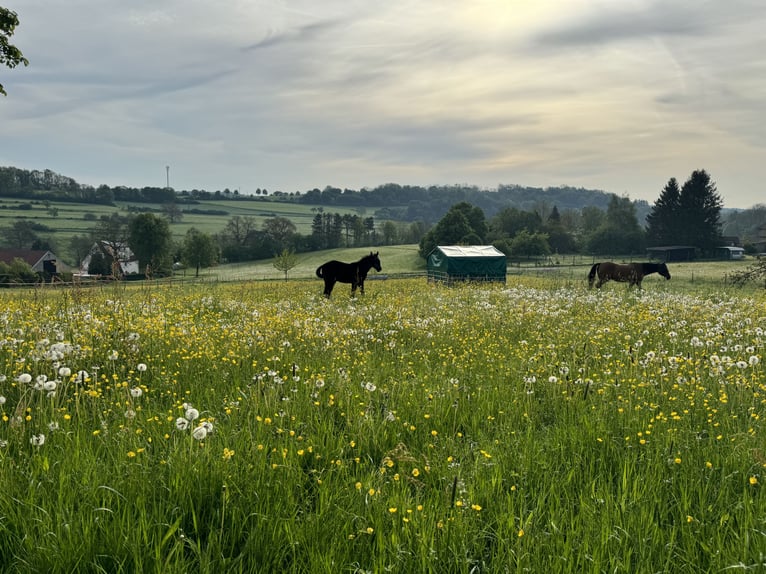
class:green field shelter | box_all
[427,245,507,284]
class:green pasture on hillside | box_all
[0,197,376,264]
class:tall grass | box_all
[1,277,765,573]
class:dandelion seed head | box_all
[185,408,200,421]
[30,434,45,446]
[192,426,207,441]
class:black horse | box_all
[316,251,382,298]
[588,261,670,289]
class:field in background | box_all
[0,197,371,262]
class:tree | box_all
[646,177,681,246]
[0,219,40,248]
[92,213,129,247]
[381,221,398,245]
[0,258,37,285]
[543,205,576,253]
[579,206,606,236]
[1,7,28,96]
[678,170,723,250]
[730,259,766,288]
[509,230,550,259]
[645,170,723,251]
[128,213,173,276]
[161,202,184,223]
[272,248,299,280]
[586,195,645,255]
[87,250,114,277]
[262,216,297,248]
[488,207,542,240]
[418,203,487,258]
[69,234,94,267]
[181,228,218,277]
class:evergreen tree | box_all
[678,169,723,250]
[646,178,681,246]
[646,170,722,251]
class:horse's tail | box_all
[315,265,323,279]
[587,263,600,289]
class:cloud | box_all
[1,0,765,207]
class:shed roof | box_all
[435,245,505,258]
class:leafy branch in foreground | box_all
[1,6,29,96]
[730,258,766,288]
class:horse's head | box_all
[368,251,382,272]
[659,262,671,280]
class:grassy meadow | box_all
[1,271,765,573]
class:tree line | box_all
[0,165,630,226]
[420,170,731,260]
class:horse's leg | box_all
[324,279,335,298]
[351,282,357,297]
[359,280,365,295]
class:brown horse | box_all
[588,261,670,289]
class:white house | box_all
[78,241,139,276]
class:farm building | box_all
[716,246,745,260]
[646,246,697,262]
[427,245,506,284]
[0,249,60,276]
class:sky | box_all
[1,0,765,208]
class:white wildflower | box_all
[185,407,200,421]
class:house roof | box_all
[0,249,54,267]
